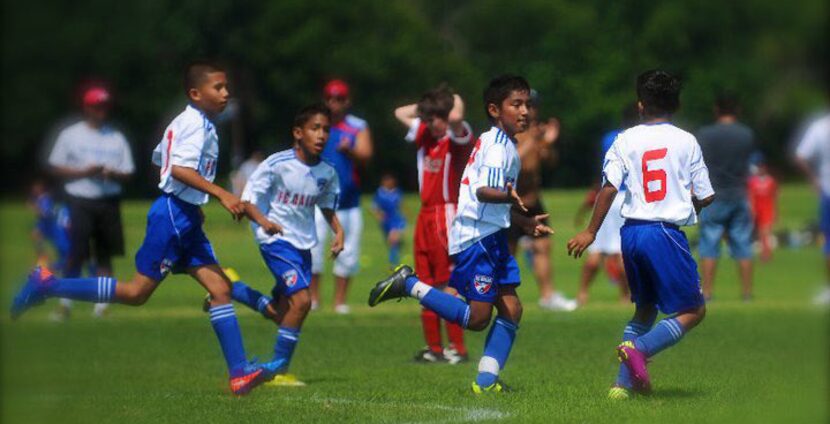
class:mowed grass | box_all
[1,185,827,423]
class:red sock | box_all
[420,309,442,353]
[445,321,467,356]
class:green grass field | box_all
[1,185,827,423]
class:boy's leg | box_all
[230,280,274,317]
[271,289,311,371]
[387,230,402,266]
[442,286,468,360]
[475,287,522,389]
[310,208,329,310]
[531,236,555,302]
[633,305,706,357]
[577,252,602,306]
[614,304,657,390]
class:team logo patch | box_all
[317,178,327,191]
[159,258,174,277]
[282,269,299,288]
[474,274,494,295]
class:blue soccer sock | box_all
[272,326,301,371]
[231,282,272,316]
[476,317,518,388]
[634,317,685,357]
[208,304,248,376]
[47,276,116,303]
[406,276,470,328]
[615,320,653,389]
[389,243,400,265]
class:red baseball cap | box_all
[323,79,350,98]
[82,87,111,106]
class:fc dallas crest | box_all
[474,274,493,294]
[282,269,298,287]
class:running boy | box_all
[372,173,405,267]
[393,85,473,364]
[568,70,715,399]
[216,103,344,387]
[11,61,278,396]
[370,75,553,392]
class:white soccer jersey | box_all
[48,121,134,199]
[153,105,219,205]
[449,126,521,255]
[603,123,715,226]
[242,149,340,250]
[795,114,830,196]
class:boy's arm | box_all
[448,94,467,136]
[692,194,715,214]
[568,183,618,258]
[512,209,554,237]
[242,202,283,235]
[394,104,418,129]
[321,208,344,258]
[476,182,528,212]
[170,165,245,219]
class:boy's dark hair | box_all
[417,84,455,120]
[293,102,331,129]
[183,60,225,95]
[483,74,531,122]
[621,102,640,128]
[714,93,740,116]
[636,70,681,117]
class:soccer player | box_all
[371,75,553,392]
[214,103,344,387]
[29,179,71,273]
[568,70,715,399]
[393,85,473,364]
[747,157,778,262]
[508,89,576,311]
[575,103,639,306]
[11,61,279,395]
[311,79,373,314]
[372,173,406,267]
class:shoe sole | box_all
[231,369,267,396]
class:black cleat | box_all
[368,265,414,307]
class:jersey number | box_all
[642,148,667,203]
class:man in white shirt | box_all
[47,86,134,318]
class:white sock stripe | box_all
[462,306,471,328]
[662,320,681,339]
[280,335,299,341]
[209,304,234,313]
[667,319,684,339]
[210,312,236,322]
[410,281,432,300]
[478,356,500,375]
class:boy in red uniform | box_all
[747,158,778,262]
[393,85,473,364]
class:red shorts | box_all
[414,204,455,286]
[753,206,775,228]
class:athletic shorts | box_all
[507,201,548,245]
[381,216,406,235]
[698,199,754,260]
[67,196,125,265]
[821,194,830,256]
[135,194,218,282]
[450,229,521,303]
[414,204,455,286]
[588,193,625,255]
[621,220,705,314]
[311,207,362,277]
[260,239,312,298]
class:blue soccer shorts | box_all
[449,229,521,303]
[135,194,218,282]
[260,239,312,298]
[821,194,830,256]
[621,219,705,314]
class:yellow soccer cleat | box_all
[266,374,306,387]
[471,380,509,394]
[608,386,630,400]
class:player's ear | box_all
[292,126,303,141]
[636,101,644,117]
[487,103,500,121]
[188,87,201,103]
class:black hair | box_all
[417,84,455,120]
[293,102,331,129]
[636,70,681,118]
[621,102,640,128]
[483,74,531,122]
[183,60,225,95]
[715,93,740,116]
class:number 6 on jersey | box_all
[642,148,667,203]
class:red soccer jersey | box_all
[748,174,778,226]
[407,118,474,207]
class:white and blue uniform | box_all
[589,129,626,254]
[135,105,220,281]
[448,127,522,303]
[603,122,714,313]
[794,114,830,256]
[242,149,340,297]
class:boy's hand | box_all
[506,182,527,212]
[524,214,554,237]
[330,232,345,258]
[259,219,283,236]
[567,231,596,258]
[218,192,245,220]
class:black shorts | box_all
[508,201,549,245]
[67,196,125,266]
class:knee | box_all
[123,287,152,306]
[292,291,312,315]
[466,309,493,332]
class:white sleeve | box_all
[318,172,341,210]
[451,121,473,145]
[689,140,715,199]
[151,144,162,167]
[404,118,421,143]
[602,138,626,190]
[476,142,507,190]
[241,161,276,212]
[169,123,204,169]
[795,123,819,161]
[48,130,72,167]
[115,133,135,174]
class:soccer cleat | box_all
[608,386,631,400]
[617,341,651,393]
[266,373,307,387]
[539,293,578,312]
[334,304,351,315]
[443,346,469,365]
[11,266,55,320]
[471,380,511,394]
[368,265,414,307]
[413,347,446,363]
[228,362,269,396]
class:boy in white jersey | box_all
[212,104,344,386]
[11,61,281,396]
[568,70,715,399]
[369,75,553,393]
